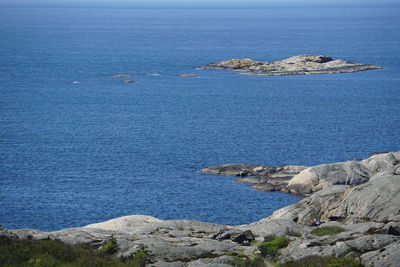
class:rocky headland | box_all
[202,55,382,76]
[1,152,399,266]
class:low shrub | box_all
[310,226,346,236]
[281,255,363,267]
[102,237,118,254]
[0,236,148,267]
[258,236,289,257]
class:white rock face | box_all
[287,152,400,195]
[287,161,372,194]
[83,215,162,232]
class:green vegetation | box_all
[258,236,290,257]
[310,226,346,236]
[286,231,302,238]
[227,252,268,267]
[281,255,363,267]
[102,237,119,254]
[0,236,148,267]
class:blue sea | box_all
[0,6,399,231]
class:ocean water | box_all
[0,7,399,231]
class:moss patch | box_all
[310,226,346,236]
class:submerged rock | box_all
[177,74,197,77]
[202,55,382,76]
[111,74,133,78]
[123,80,135,84]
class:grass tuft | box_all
[310,226,346,236]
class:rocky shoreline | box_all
[1,152,399,266]
[202,55,382,76]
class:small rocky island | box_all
[202,55,382,75]
[1,152,399,266]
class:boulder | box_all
[211,229,254,244]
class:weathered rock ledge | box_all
[202,55,382,76]
[2,152,399,266]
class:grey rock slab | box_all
[278,234,399,263]
[235,218,308,237]
[117,232,250,263]
[186,255,234,267]
[271,160,400,223]
[327,174,400,223]
[8,229,44,239]
[130,220,224,236]
[361,241,400,267]
[33,228,116,246]
[278,238,336,264]
[343,234,400,254]
[269,185,348,223]
[361,152,400,174]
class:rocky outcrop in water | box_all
[202,55,382,75]
[2,152,399,266]
[199,164,307,192]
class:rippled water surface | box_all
[0,7,399,230]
